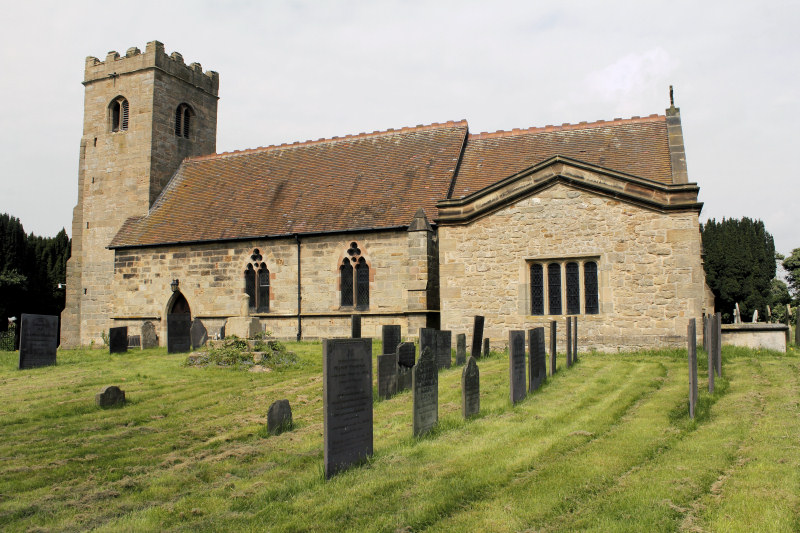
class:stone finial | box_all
[96,386,125,407]
[408,208,433,232]
[170,51,184,64]
[669,85,674,107]
[126,47,141,57]
[190,62,203,73]
[106,51,120,62]
[267,399,293,435]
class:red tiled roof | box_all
[449,114,673,198]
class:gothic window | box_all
[340,259,354,307]
[584,261,599,314]
[244,249,270,312]
[530,263,544,315]
[566,262,580,315]
[175,103,193,138]
[356,257,369,310]
[529,258,600,316]
[340,242,369,309]
[110,96,129,132]
[548,263,562,315]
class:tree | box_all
[782,248,800,306]
[768,278,792,323]
[701,217,775,322]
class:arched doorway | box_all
[166,292,192,353]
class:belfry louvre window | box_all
[175,103,193,138]
[244,249,270,312]
[110,96,129,132]
[340,242,369,310]
[530,258,600,315]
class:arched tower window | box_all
[175,103,193,138]
[244,249,270,312]
[109,96,129,132]
[340,242,369,310]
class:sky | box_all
[0,0,798,254]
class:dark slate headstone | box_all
[141,321,158,349]
[688,319,698,419]
[127,335,141,349]
[462,356,480,419]
[377,352,398,400]
[18,314,58,370]
[714,312,722,377]
[455,333,466,365]
[413,346,438,436]
[436,330,452,369]
[397,341,416,368]
[550,320,557,376]
[351,315,361,339]
[95,385,125,407]
[382,325,401,357]
[398,366,413,392]
[109,326,128,354]
[565,317,572,368]
[471,316,484,359]
[572,317,578,362]
[483,338,490,358]
[323,338,373,479]
[420,328,436,362]
[707,314,715,394]
[167,314,191,353]
[529,327,546,392]
[509,330,526,404]
[702,314,708,352]
[191,318,208,350]
[267,399,293,435]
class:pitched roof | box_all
[449,114,673,198]
[110,121,468,247]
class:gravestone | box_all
[420,328,436,361]
[382,325,401,357]
[752,310,758,323]
[109,326,128,354]
[734,302,742,324]
[95,385,125,407]
[167,314,191,353]
[509,330,526,404]
[565,317,572,368]
[397,341,416,368]
[436,330,452,369]
[18,314,58,370]
[455,333,466,365]
[471,316,484,359]
[398,366,413,392]
[688,319,698,419]
[550,320,557,375]
[702,314,708,352]
[191,318,208,349]
[127,335,141,349]
[413,346,438,436]
[267,399,293,435]
[483,338,490,358]
[323,338,373,479]
[707,313,716,393]
[462,356,480,418]
[141,321,158,349]
[714,312,722,377]
[572,317,578,362]
[377,352,398,400]
[529,327,546,392]
[351,315,361,338]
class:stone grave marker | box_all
[95,385,125,407]
[572,316,578,362]
[483,338,490,358]
[351,315,361,338]
[397,341,416,368]
[550,320,557,375]
[471,315,484,359]
[752,310,758,323]
[127,335,141,349]
[18,314,58,370]
[436,330,452,369]
[734,302,742,324]
[413,346,438,436]
[707,313,716,393]
[167,314,191,353]
[141,321,158,349]
[191,318,208,349]
[714,312,722,377]
[420,328,436,361]
[565,317,572,368]
[323,338,373,479]
[109,326,128,354]
[398,366,413,392]
[382,325,401,357]
[688,319,698,419]
[702,314,708,352]
[455,333,466,365]
[529,327,546,392]
[509,330,526,404]
[267,399,293,435]
[462,356,480,418]
[377,352,398,400]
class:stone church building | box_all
[61,41,712,350]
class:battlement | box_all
[84,40,218,96]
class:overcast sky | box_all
[1,0,797,254]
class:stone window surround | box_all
[109,95,129,132]
[175,102,193,139]
[338,241,371,311]
[528,255,601,316]
[244,249,271,313]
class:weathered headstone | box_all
[397,341,416,368]
[398,366,413,392]
[413,346,438,436]
[529,327,546,392]
[550,320,557,375]
[108,326,128,354]
[752,310,758,323]
[572,316,578,362]
[190,318,208,349]
[141,321,158,349]
[471,316,484,359]
[461,356,480,419]
[714,311,722,377]
[734,302,742,324]
[377,352,398,400]
[565,317,572,368]
[127,335,141,349]
[455,333,466,365]
[323,338,373,479]
[420,328,436,362]
[701,314,708,352]
[267,399,293,435]
[382,325,401,357]
[95,385,125,407]
[483,338,490,358]
[18,314,58,370]
[167,314,191,353]
[509,330,526,404]
[707,313,716,394]
[688,319,698,419]
[436,330,452,369]
[351,315,361,339]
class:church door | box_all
[167,293,192,353]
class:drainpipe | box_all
[295,234,302,341]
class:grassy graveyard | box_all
[1,341,798,532]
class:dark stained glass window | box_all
[548,263,562,315]
[340,259,354,307]
[566,262,580,314]
[584,261,599,314]
[257,264,270,312]
[530,263,544,315]
[356,257,369,310]
[244,264,256,311]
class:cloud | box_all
[587,48,678,104]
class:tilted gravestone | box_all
[397,342,416,392]
[413,346,438,436]
[323,338,373,479]
[18,314,58,370]
[471,316,485,359]
[382,325,401,357]
[714,312,722,377]
[267,399,293,435]
[351,315,361,339]
[462,356,480,419]
[483,338,490,358]
[455,333,466,365]
[95,385,125,407]
[167,314,191,353]
[572,317,578,362]
[436,330,452,369]
[109,326,128,354]
[565,317,572,368]
[191,318,208,350]
[141,321,158,349]
[550,320,557,376]
[688,319,698,419]
[529,327,546,392]
[377,352,398,400]
[509,331,526,404]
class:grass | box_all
[0,342,798,532]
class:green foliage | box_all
[701,217,775,322]
[186,335,300,370]
[782,247,800,305]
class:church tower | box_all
[61,41,219,347]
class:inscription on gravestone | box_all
[141,321,158,349]
[351,315,361,339]
[509,330,526,404]
[382,325,401,357]
[323,338,373,479]
[398,366,413,392]
[167,314,191,353]
[413,346,438,436]
[109,326,128,354]
[565,317,572,368]
[377,352,398,400]
[462,356,480,418]
[191,318,208,350]
[529,327,546,392]
[688,319,698,419]
[456,333,466,365]
[436,330,452,369]
[471,316,484,359]
[18,314,58,370]
[550,320,557,376]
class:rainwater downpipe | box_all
[295,234,302,341]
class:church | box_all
[60,41,712,351]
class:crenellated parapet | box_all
[84,40,218,96]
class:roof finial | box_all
[669,85,674,107]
